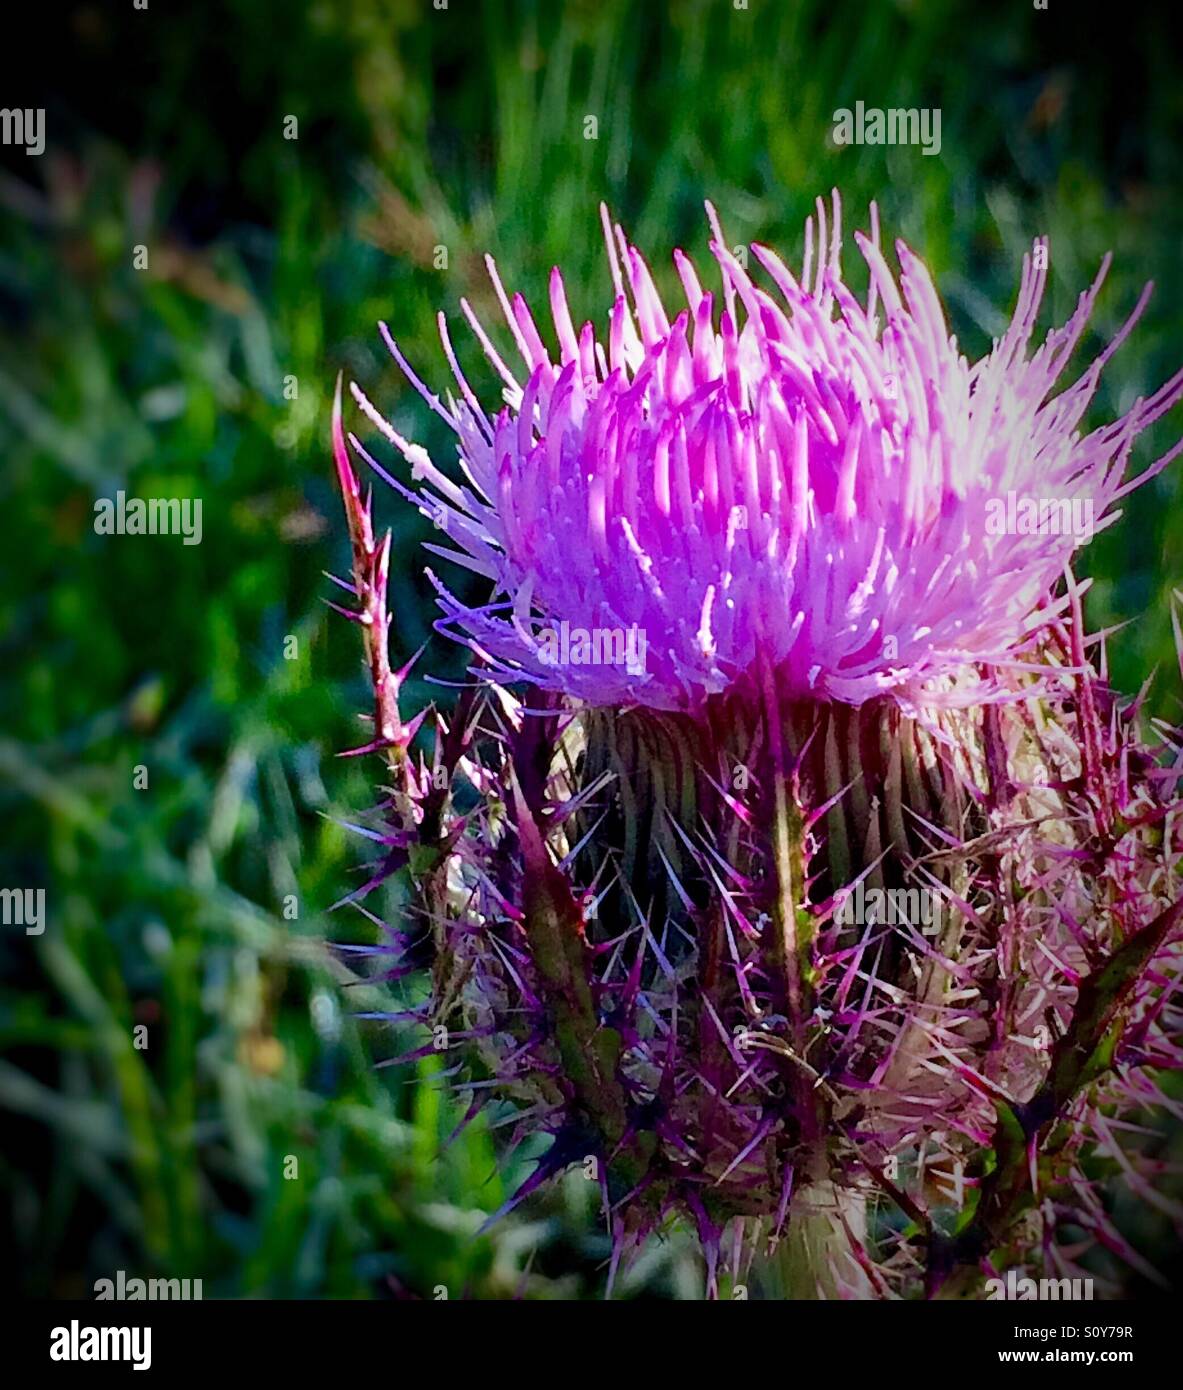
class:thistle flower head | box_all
[353,194,1183,713]
[333,197,1183,1299]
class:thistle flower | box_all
[350,194,1183,713]
[332,195,1183,1299]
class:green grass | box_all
[1,0,1180,1298]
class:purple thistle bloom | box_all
[332,196,1183,1299]
[350,194,1183,713]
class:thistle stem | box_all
[766,1180,873,1298]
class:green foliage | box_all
[1,0,1179,1298]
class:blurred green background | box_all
[1,0,1180,1299]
